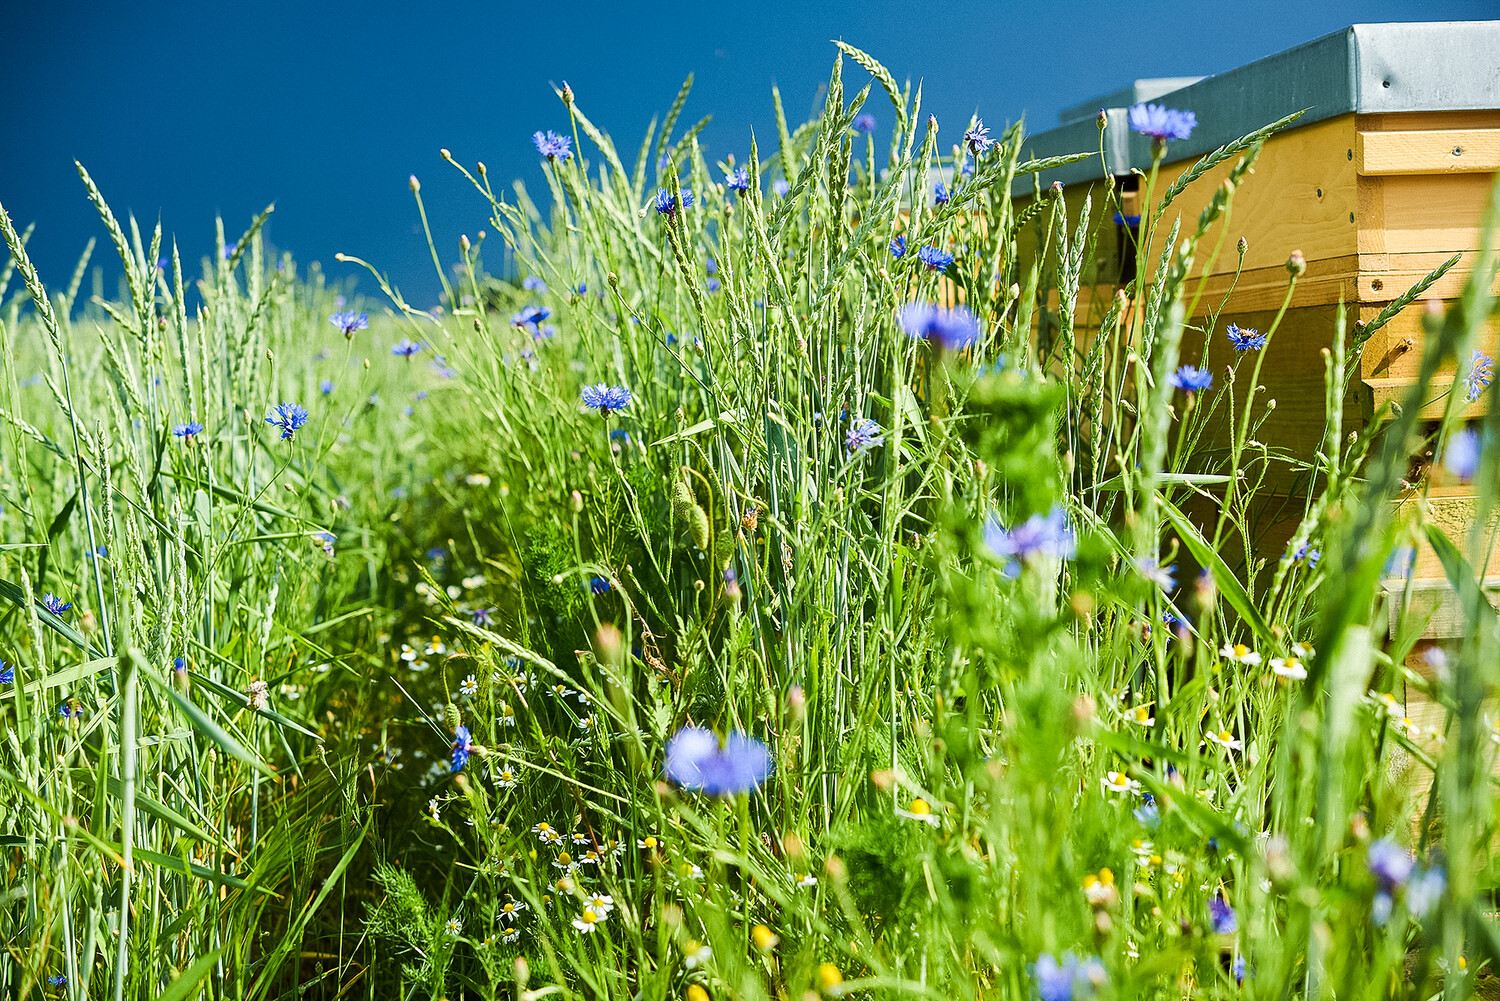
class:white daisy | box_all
[1269,657,1307,680]
[1101,771,1141,794]
[1126,705,1155,727]
[498,703,516,726]
[1219,643,1262,666]
[683,941,712,969]
[460,674,478,697]
[797,873,818,887]
[572,908,604,934]
[584,893,614,917]
[445,917,462,937]
[501,928,521,944]
[498,899,527,922]
[1205,729,1244,751]
[497,768,519,789]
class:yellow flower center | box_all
[1233,644,1250,658]
[643,836,657,848]
[557,852,572,865]
[580,909,597,924]
[910,798,931,815]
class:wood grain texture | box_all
[1357,129,1500,176]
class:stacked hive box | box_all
[1017,22,1500,637]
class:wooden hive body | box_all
[1015,22,1500,620]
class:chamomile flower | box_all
[460,674,478,697]
[1205,729,1244,752]
[1082,869,1118,907]
[497,768,519,789]
[1102,771,1141,795]
[638,835,661,851]
[1220,642,1262,666]
[427,798,442,822]
[572,908,605,933]
[498,703,516,725]
[1126,705,1155,727]
[683,941,713,969]
[1270,657,1307,680]
[579,848,604,867]
[533,821,559,842]
[797,873,818,887]
[501,928,521,944]
[445,917,462,937]
[584,893,615,917]
[678,862,704,879]
[896,797,941,826]
[553,851,578,871]
[1292,642,1314,658]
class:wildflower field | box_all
[3,42,1500,1001]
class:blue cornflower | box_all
[1137,557,1176,591]
[889,235,906,258]
[1464,350,1493,403]
[313,530,335,555]
[1407,866,1445,918]
[42,594,72,615]
[707,278,721,293]
[1133,794,1160,830]
[934,182,950,206]
[58,700,80,718]
[964,119,993,155]
[1293,541,1321,568]
[725,166,750,192]
[532,129,572,160]
[573,282,587,295]
[1114,212,1142,227]
[917,245,955,271]
[1232,955,1246,985]
[471,607,495,626]
[898,302,981,351]
[451,724,473,773]
[983,506,1075,576]
[845,418,883,455]
[1209,893,1238,934]
[853,113,877,134]
[580,383,632,417]
[705,257,717,275]
[173,656,187,675]
[265,402,309,441]
[664,726,771,795]
[1444,427,1480,482]
[522,275,547,292]
[0,662,12,684]
[391,339,422,357]
[1032,952,1107,1001]
[48,975,67,987]
[609,429,631,444]
[1226,323,1267,351]
[172,421,205,441]
[1368,838,1415,890]
[588,576,611,595]
[654,187,693,215]
[329,310,368,337]
[1169,365,1213,392]
[320,379,334,395]
[1128,102,1197,142]
[773,179,790,197]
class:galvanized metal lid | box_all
[1017,21,1500,191]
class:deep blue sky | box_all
[2,0,1490,308]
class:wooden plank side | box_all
[1367,173,1496,256]
[1153,114,1360,276]
[1357,129,1500,176]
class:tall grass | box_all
[2,42,1498,1001]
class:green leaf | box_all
[152,675,276,778]
[156,951,222,1001]
[1160,495,1274,645]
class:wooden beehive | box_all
[1016,22,1500,626]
